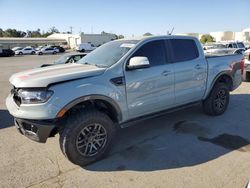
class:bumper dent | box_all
[15,118,56,143]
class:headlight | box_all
[18,89,54,104]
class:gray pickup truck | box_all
[6,36,243,166]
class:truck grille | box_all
[11,87,21,106]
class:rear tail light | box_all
[240,59,244,75]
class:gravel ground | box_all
[0,54,250,188]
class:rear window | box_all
[170,39,199,62]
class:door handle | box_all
[195,64,203,70]
[162,70,171,76]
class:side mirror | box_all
[127,56,150,70]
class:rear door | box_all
[169,39,207,105]
[125,39,175,118]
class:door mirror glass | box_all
[127,56,150,70]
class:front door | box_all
[124,40,175,119]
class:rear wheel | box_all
[203,83,229,116]
[80,49,85,53]
[31,51,35,55]
[53,51,57,54]
[38,52,43,55]
[59,109,116,166]
[19,52,23,55]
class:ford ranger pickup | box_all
[6,36,243,166]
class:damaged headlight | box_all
[18,89,54,104]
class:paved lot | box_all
[0,54,250,188]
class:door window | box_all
[170,39,199,62]
[131,40,167,66]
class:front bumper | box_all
[15,118,56,143]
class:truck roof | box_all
[118,35,198,42]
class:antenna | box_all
[169,27,174,35]
[69,26,73,34]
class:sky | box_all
[0,0,249,37]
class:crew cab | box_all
[6,36,243,166]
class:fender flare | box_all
[58,94,122,122]
[209,71,233,93]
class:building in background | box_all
[177,27,250,43]
[176,32,201,39]
[47,32,117,48]
[0,37,66,49]
[209,28,250,42]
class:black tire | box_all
[203,83,230,116]
[19,52,23,55]
[80,49,85,53]
[53,51,57,54]
[59,109,116,166]
[31,51,35,55]
[38,52,43,55]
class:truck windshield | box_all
[77,40,139,67]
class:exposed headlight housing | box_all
[17,89,54,104]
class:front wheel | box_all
[59,109,116,166]
[203,83,230,116]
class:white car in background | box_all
[75,43,96,52]
[36,47,58,55]
[15,47,36,55]
[12,47,23,52]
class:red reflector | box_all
[240,59,244,75]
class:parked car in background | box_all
[243,49,250,82]
[224,41,246,49]
[203,43,226,50]
[0,49,15,57]
[35,46,44,51]
[15,46,36,55]
[11,47,23,52]
[204,42,246,50]
[75,43,96,52]
[204,48,245,55]
[6,36,243,166]
[49,45,65,53]
[36,47,58,55]
[40,53,87,67]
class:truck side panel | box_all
[204,54,243,99]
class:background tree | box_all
[2,28,26,37]
[143,32,153,36]
[118,35,124,39]
[30,29,42,37]
[200,34,215,44]
[0,28,4,37]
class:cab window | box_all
[131,40,167,66]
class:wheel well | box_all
[64,99,120,123]
[215,74,233,91]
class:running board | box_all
[120,101,201,128]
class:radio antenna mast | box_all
[168,27,174,35]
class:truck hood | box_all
[10,63,106,88]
